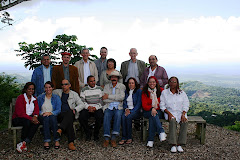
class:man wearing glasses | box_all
[53,79,85,151]
[52,52,80,95]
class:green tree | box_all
[0,73,21,130]
[15,34,97,70]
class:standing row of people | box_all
[13,47,189,153]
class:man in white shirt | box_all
[74,48,98,92]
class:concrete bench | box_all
[141,116,206,144]
[8,98,80,148]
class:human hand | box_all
[43,112,52,117]
[181,112,188,123]
[102,93,109,100]
[125,109,130,116]
[168,112,175,121]
[151,108,158,117]
[32,116,39,124]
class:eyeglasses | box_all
[170,81,177,83]
[61,83,69,86]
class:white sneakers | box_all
[16,141,27,153]
[171,145,184,153]
[159,132,167,142]
[146,141,154,148]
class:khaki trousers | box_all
[168,119,188,145]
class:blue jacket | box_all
[123,89,142,113]
[37,93,61,116]
[31,65,53,96]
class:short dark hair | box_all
[100,47,108,51]
[22,82,35,94]
[126,77,140,94]
[81,48,89,54]
[107,58,116,69]
[44,81,54,88]
[167,76,182,94]
[41,54,50,60]
[87,75,95,82]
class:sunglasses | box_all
[61,83,69,86]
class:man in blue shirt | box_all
[31,54,52,96]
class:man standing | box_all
[120,48,146,85]
[52,52,80,94]
[31,54,52,96]
[102,71,125,148]
[79,75,104,141]
[140,55,168,88]
[94,47,108,86]
[74,48,98,91]
[53,79,84,151]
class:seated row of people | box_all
[12,74,189,153]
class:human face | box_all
[62,55,70,65]
[61,80,71,93]
[111,76,118,85]
[107,61,114,69]
[128,79,136,90]
[169,77,178,90]
[100,48,107,59]
[87,77,96,88]
[148,78,157,89]
[129,49,138,61]
[149,55,158,67]
[81,49,90,61]
[26,85,34,97]
[44,84,53,95]
[42,56,50,67]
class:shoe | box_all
[103,140,109,148]
[68,142,76,151]
[54,141,60,149]
[111,140,117,148]
[16,141,27,153]
[44,142,50,150]
[177,146,184,152]
[146,141,154,148]
[126,139,132,144]
[159,132,167,142]
[119,140,126,145]
[171,146,177,153]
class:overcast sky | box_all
[0,0,240,75]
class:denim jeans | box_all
[121,111,140,140]
[103,108,123,138]
[143,110,165,141]
[39,115,60,142]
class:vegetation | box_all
[15,34,97,70]
[0,73,21,130]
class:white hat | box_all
[108,70,122,79]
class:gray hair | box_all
[81,48,90,54]
[130,48,137,53]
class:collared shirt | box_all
[147,67,157,80]
[43,65,51,84]
[63,64,70,81]
[125,60,139,83]
[61,92,71,112]
[126,89,134,110]
[160,88,190,123]
[108,84,120,110]
[84,60,91,84]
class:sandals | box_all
[54,141,60,149]
[119,140,126,145]
[44,143,50,150]
[126,139,132,144]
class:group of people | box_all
[12,47,190,153]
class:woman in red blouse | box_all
[12,82,40,153]
[142,76,167,148]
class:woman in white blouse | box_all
[160,76,189,153]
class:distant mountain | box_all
[9,73,31,84]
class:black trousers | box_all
[57,110,75,143]
[12,117,39,143]
[78,109,104,138]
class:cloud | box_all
[1,15,240,71]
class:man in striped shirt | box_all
[78,75,104,141]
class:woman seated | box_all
[37,81,61,150]
[142,76,167,148]
[119,77,142,145]
[12,82,40,153]
[160,76,189,153]
[100,58,123,88]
